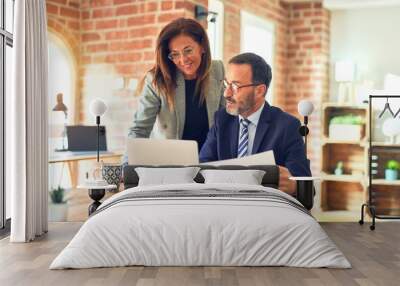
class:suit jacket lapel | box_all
[252,103,272,154]
[175,72,185,139]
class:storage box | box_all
[329,124,362,141]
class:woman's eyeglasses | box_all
[168,47,195,62]
[223,79,262,94]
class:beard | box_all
[225,92,256,116]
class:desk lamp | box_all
[89,98,107,162]
[298,99,314,159]
[52,93,68,151]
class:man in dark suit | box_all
[199,53,311,184]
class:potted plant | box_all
[385,160,400,181]
[48,186,68,221]
[329,114,365,141]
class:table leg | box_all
[88,189,105,216]
[67,161,79,188]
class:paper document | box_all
[202,150,276,166]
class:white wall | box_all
[330,6,400,99]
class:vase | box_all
[385,169,398,181]
[102,164,122,192]
[48,202,68,222]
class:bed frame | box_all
[123,165,313,210]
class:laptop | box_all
[66,125,107,152]
[127,138,199,165]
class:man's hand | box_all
[278,166,296,196]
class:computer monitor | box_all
[127,138,199,165]
[66,125,107,152]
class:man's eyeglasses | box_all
[223,79,262,94]
[168,47,195,62]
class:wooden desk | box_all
[49,151,123,188]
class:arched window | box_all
[48,32,77,189]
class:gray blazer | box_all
[128,60,225,140]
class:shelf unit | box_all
[320,103,369,212]
[368,144,400,217]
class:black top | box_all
[182,79,209,152]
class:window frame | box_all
[1,0,14,233]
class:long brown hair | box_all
[136,18,212,110]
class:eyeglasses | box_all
[168,47,195,62]
[223,79,262,94]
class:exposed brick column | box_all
[286,0,330,175]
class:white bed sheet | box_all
[50,183,351,269]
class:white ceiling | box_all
[323,0,400,10]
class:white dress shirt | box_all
[238,102,265,156]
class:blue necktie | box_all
[238,118,250,158]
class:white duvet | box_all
[50,183,351,269]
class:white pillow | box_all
[135,167,200,186]
[200,169,266,185]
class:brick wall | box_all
[285,1,330,175]
[46,0,330,174]
[78,0,208,149]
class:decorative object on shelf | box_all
[102,164,122,192]
[335,61,355,104]
[329,114,364,141]
[297,99,314,159]
[52,93,68,151]
[385,160,399,181]
[334,161,344,175]
[87,98,108,187]
[48,186,68,222]
[382,118,400,144]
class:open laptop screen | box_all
[66,125,107,152]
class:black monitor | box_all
[66,125,107,152]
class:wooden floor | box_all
[1,222,399,286]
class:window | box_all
[240,11,275,103]
[1,0,14,232]
[207,0,224,60]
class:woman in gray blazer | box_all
[126,18,225,155]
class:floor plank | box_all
[0,222,399,286]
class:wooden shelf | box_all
[322,102,368,109]
[372,179,400,186]
[320,103,369,215]
[322,137,367,146]
[321,172,364,183]
[371,142,400,147]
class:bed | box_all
[50,165,351,269]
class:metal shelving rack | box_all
[359,95,400,230]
